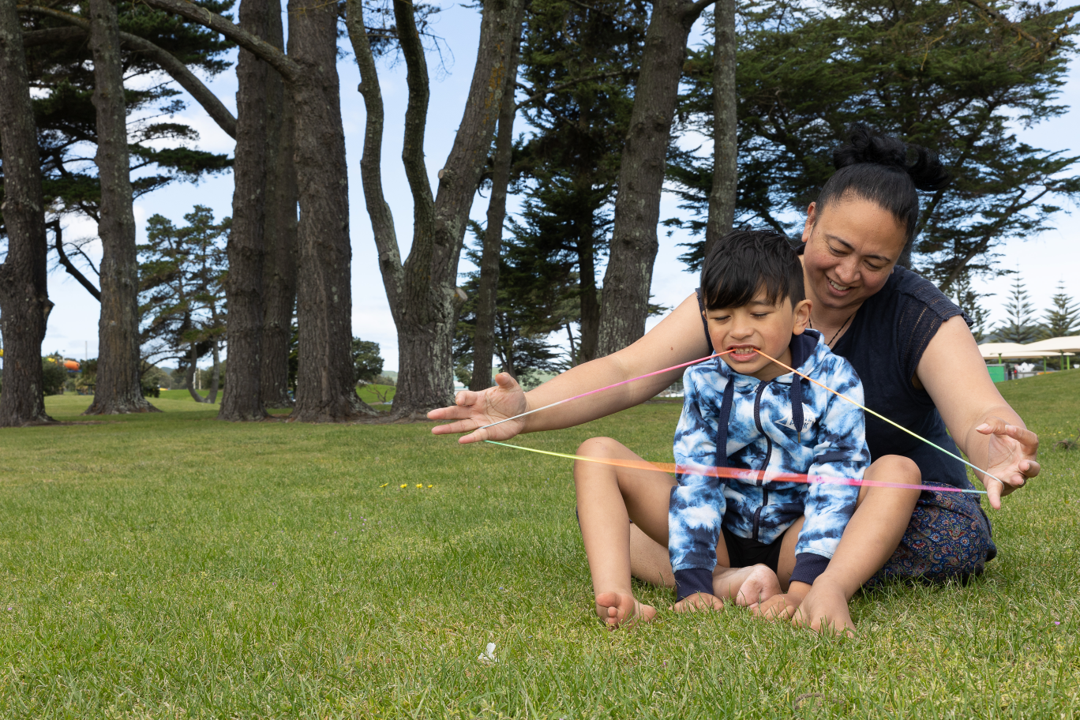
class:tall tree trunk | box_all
[185,342,206,402]
[205,339,221,404]
[704,0,737,260]
[0,0,53,427]
[84,0,156,415]
[349,0,525,418]
[260,19,298,410]
[219,0,273,421]
[470,19,523,392]
[138,0,371,422]
[287,0,372,421]
[577,231,600,364]
[596,0,714,356]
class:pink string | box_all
[479,350,733,432]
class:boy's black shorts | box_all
[721,526,786,572]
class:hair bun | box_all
[833,123,950,192]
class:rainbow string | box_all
[483,441,986,495]
[478,348,998,495]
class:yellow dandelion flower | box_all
[428,484,433,488]
[380,483,389,488]
[416,483,423,488]
[400,484,407,489]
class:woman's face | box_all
[800,195,908,314]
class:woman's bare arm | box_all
[428,292,713,443]
[915,316,1040,509]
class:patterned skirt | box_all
[864,481,997,590]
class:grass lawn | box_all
[0,372,1077,717]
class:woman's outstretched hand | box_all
[427,373,529,444]
[977,417,1040,510]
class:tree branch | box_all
[394,0,436,231]
[19,4,238,137]
[133,0,299,83]
[50,220,102,301]
[345,0,404,310]
[959,0,1068,55]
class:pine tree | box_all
[668,0,1079,282]
[995,277,1042,344]
[1042,281,1080,339]
[139,206,228,403]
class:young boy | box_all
[574,230,870,628]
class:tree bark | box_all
[470,15,523,391]
[577,231,600,364]
[349,0,525,417]
[259,7,297,411]
[83,0,157,415]
[704,0,737,261]
[140,0,372,421]
[205,339,221,403]
[0,0,53,427]
[219,0,273,422]
[286,0,372,421]
[596,0,714,357]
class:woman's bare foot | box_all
[791,577,855,637]
[733,564,783,607]
[595,591,657,628]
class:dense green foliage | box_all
[668,0,1079,286]
[39,357,67,396]
[351,339,384,385]
[0,372,1076,715]
[139,205,228,371]
[0,0,234,241]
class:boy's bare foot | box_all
[595,591,657,628]
[732,564,782,607]
[672,592,725,613]
[791,578,855,637]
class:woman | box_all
[429,126,1040,633]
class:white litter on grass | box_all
[478,642,498,664]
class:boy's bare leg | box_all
[575,437,676,627]
[791,455,922,635]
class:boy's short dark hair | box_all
[700,230,805,310]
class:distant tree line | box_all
[0,0,1076,426]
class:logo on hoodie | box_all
[775,406,817,433]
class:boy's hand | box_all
[750,581,811,620]
[672,592,725,613]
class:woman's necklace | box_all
[810,312,856,346]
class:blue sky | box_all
[38,3,1080,370]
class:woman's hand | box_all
[427,373,529,444]
[977,417,1041,510]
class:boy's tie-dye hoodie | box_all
[669,330,870,601]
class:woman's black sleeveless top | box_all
[830,266,972,489]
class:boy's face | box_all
[703,288,812,382]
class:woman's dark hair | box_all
[816,124,951,244]
[701,230,805,310]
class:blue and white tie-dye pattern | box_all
[669,330,870,600]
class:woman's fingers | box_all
[974,417,1040,510]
